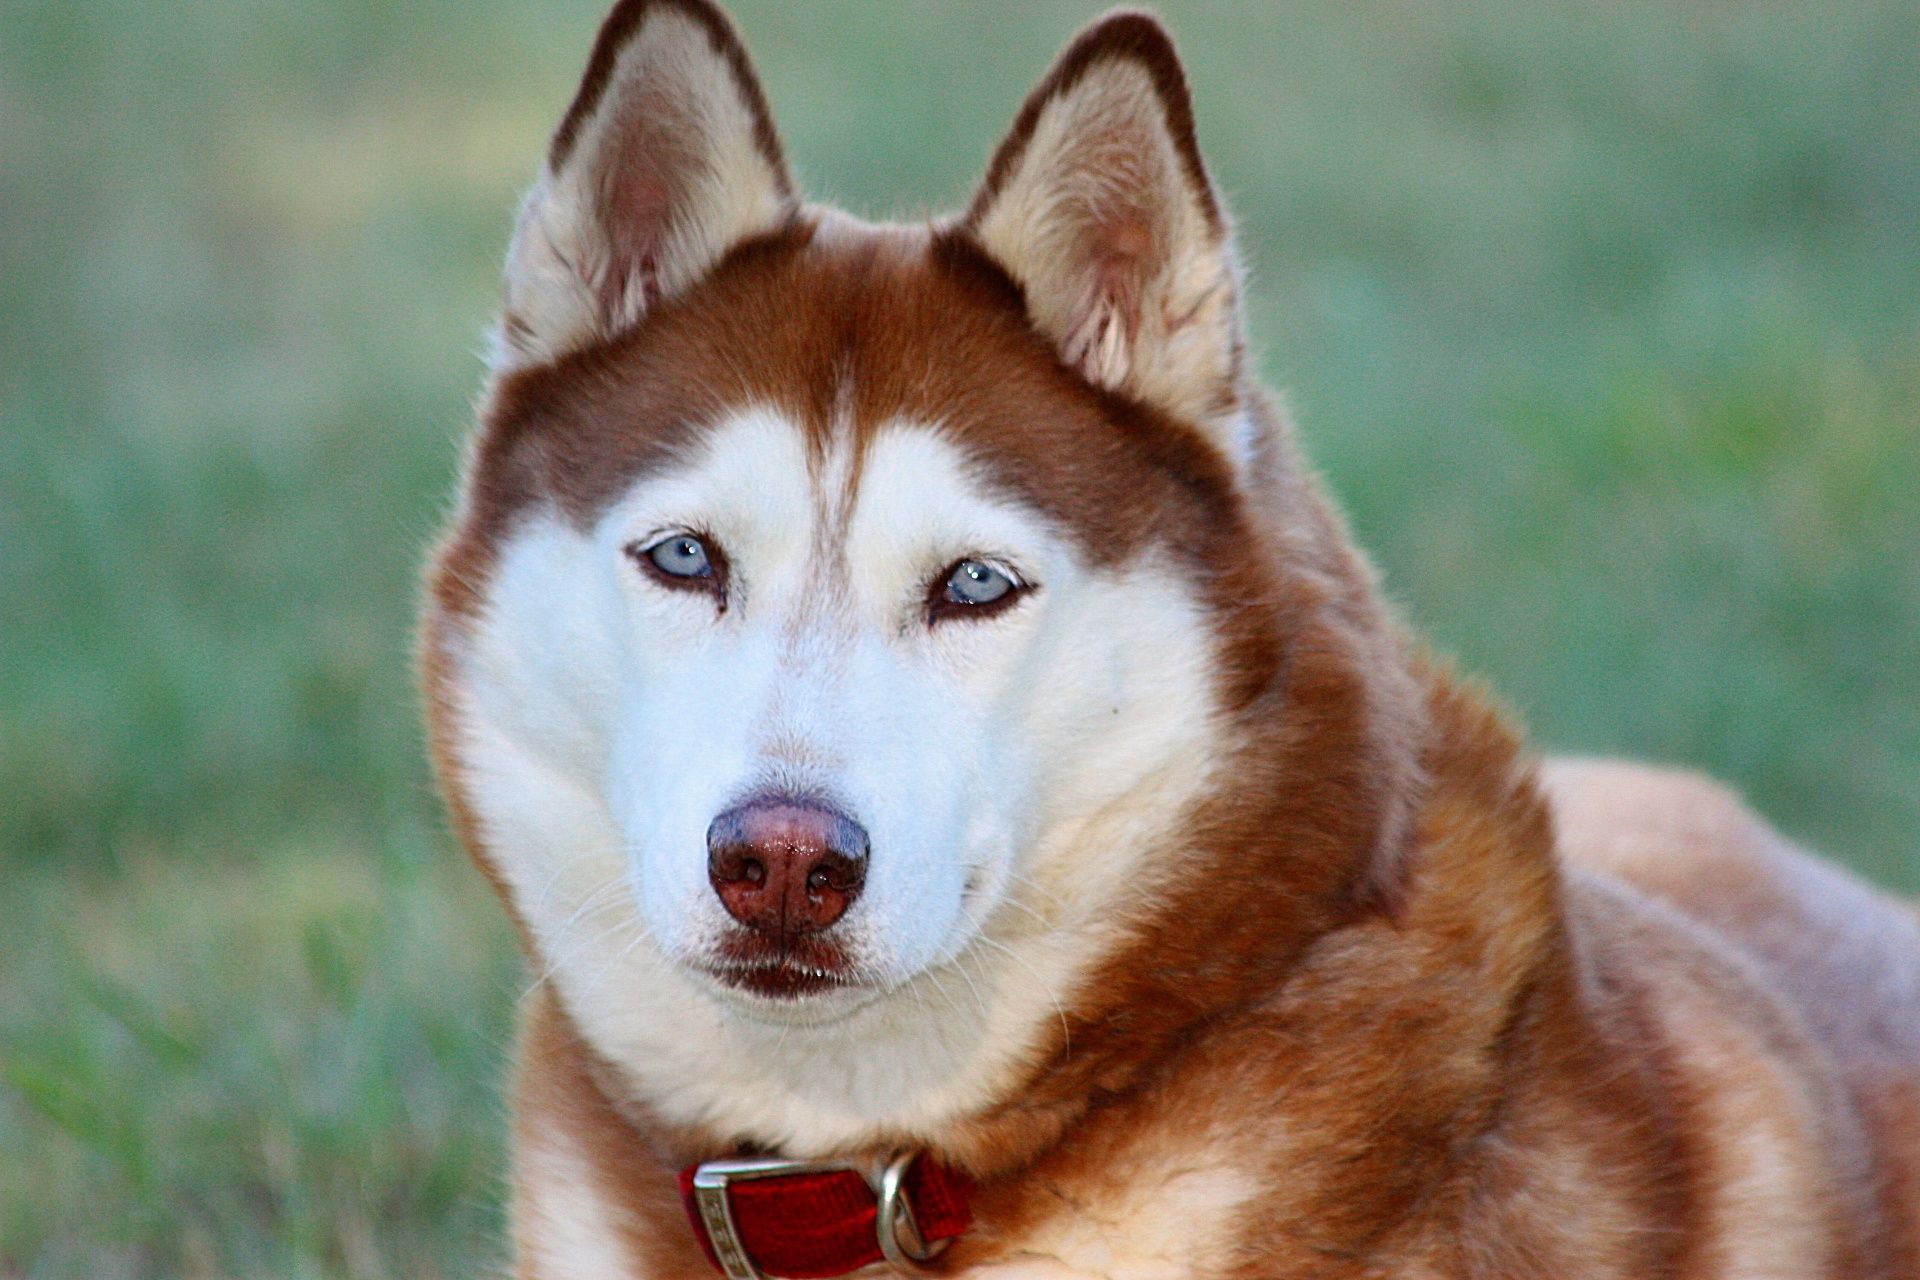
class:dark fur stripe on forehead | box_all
[463,218,1250,568]
[547,0,791,192]
[450,214,1290,719]
[963,9,1221,237]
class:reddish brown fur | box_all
[424,3,1920,1276]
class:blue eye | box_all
[645,534,713,578]
[630,532,728,609]
[943,559,1016,607]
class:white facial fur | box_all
[446,408,1226,1149]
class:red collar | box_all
[678,1151,972,1279]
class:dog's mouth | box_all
[702,934,865,1002]
[708,960,854,1000]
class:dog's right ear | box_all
[495,0,795,370]
[961,12,1248,461]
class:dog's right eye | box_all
[627,533,728,607]
[645,535,713,578]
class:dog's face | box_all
[464,361,1230,1018]
[427,0,1300,1132]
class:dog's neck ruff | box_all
[678,1150,973,1280]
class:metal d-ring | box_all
[875,1149,950,1273]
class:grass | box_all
[1,849,517,1279]
[2,0,1915,1274]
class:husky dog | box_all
[422,2,1920,1275]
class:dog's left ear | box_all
[962,11,1248,461]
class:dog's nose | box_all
[706,798,868,935]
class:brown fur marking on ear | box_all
[548,0,790,197]
[956,7,1248,441]
[964,9,1220,238]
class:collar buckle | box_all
[874,1150,949,1273]
[687,1150,950,1280]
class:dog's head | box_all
[427,0,1412,1142]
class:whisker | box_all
[523,884,643,997]
[945,949,992,1024]
[971,934,1072,1059]
[569,922,652,1007]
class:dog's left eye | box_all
[947,560,1013,604]
[644,534,713,578]
[627,532,729,609]
[929,558,1026,622]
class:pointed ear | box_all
[496,0,796,370]
[962,12,1249,459]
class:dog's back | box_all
[1549,759,1920,1272]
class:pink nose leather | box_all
[706,799,869,936]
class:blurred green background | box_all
[3,0,1916,1274]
